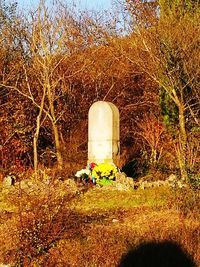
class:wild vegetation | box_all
[0,0,199,266]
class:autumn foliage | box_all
[0,1,199,265]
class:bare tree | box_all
[0,1,90,171]
[122,0,200,180]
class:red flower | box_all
[89,162,97,171]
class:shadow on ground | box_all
[118,240,196,267]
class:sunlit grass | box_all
[0,177,199,266]
[72,186,172,212]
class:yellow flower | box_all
[92,163,118,181]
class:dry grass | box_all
[72,186,172,212]
[0,174,199,266]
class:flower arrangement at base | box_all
[92,163,118,186]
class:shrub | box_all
[0,171,77,266]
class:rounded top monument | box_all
[88,101,120,165]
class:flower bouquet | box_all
[75,162,118,186]
[92,163,118,186]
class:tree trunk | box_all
[178,103,188,181]
[33,116,40,173]
[47,84,63,170]
[52,122,63,170]
[33,87,46,173]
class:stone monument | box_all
[88,101,120,165]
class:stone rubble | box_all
[114,172,188,190]
[1,172,188,192]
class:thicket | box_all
[0,0,199,181]
[0,1,199,179]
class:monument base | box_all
[87,157,120,166]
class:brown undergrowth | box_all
[0,174,199,266]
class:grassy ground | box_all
[0,179,199,266]
[68,186,200,266]
[72,186,171,211]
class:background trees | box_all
[120,0,200,179]
[0,0,199,180]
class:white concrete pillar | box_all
[88,101,120,165]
